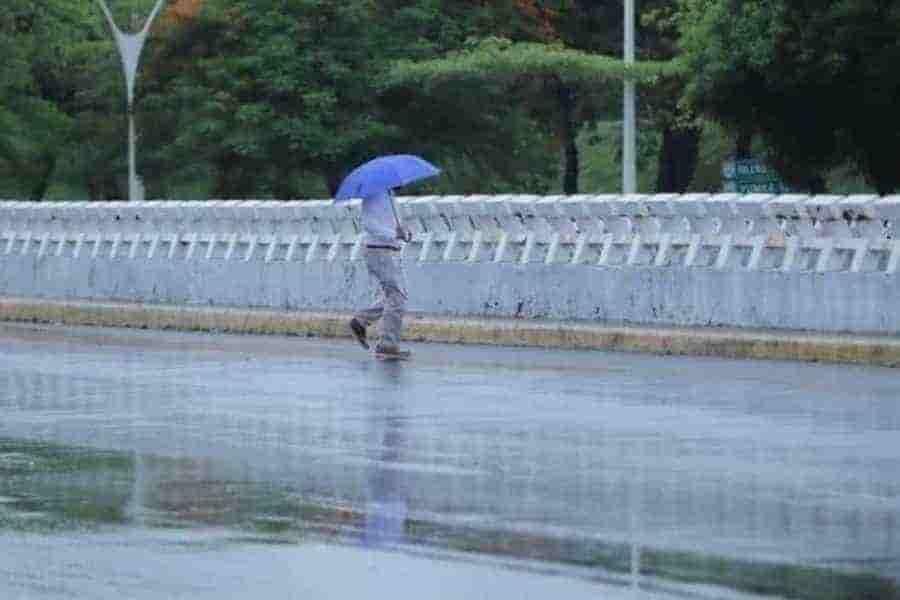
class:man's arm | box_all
[390,192,412,242]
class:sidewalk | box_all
[1,296,899,367]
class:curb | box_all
[1,297,899,367]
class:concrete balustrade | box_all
[2,194,900,337]
[1,194,897,271]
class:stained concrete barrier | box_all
[1,195,899,364]
[3,298,900,367]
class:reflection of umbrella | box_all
[334,154,440,203]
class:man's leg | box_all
[354,296,384,329]
[351,250,387,349]
[370,251,408,350]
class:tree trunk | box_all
[28,153,57,201]
[875,181,895,196]
[806,175,827,195]
[213,153,257,199]
[656,125,701,193]
[86,172,124,201]
[325,169,344,198]
[558,84,579,195]
[272,171,298,201]
[735,129,753,159]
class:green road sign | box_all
[722,158,792,194]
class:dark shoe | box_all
[373,343,411,360]
[350,318,369,349]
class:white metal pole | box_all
[623,0,637,194]
[128,111,137,201]
[96,0,167,201]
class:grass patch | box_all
[0,438,134,531]
[405,520,898,600]
[641,550,900,600]
[0,438,133,475]
[0,438,894,600]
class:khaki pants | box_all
[355,247,408,347]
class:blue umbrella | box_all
[334,154,440,203]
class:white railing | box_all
[0,194,898,272]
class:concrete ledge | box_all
[1,296,899,367]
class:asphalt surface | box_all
[1,323,898,599]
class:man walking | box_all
[350,188,413,358]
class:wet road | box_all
[1,323,899,599]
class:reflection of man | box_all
[364,414,408,548]
[350,189,413,359]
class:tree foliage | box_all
[385,37,677,88]
[0,0,897,198]
[0,1,96,199]
[150,0,399,198]
[383,37,679,193]
[679,0,900,193]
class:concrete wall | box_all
[1,194,899,335]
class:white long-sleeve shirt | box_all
[361,190,401,248]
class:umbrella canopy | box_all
[334,155,440,203]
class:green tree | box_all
[140,0,396,198]
[136,0,568,198]
[382,37,678,194]
[0,0,157,200]
[638,3,703,193]
[679,0,900,194]
[0,1,97,200]
[531,0,701,194]
[371,0,567,194]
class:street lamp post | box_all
[623,0,636,194]
[95,0,168,201]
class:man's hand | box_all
[396,226,413,243]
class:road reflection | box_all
[364,362,409,549]
[2,326,900,598]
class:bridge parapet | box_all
[1,194,897,273]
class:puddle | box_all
[2,326,899,598]
[0,436,896,600]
